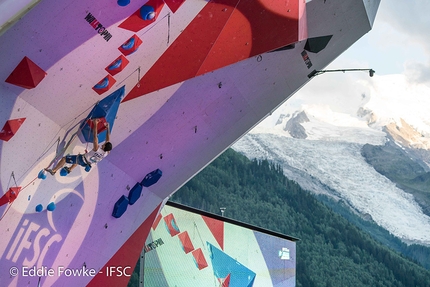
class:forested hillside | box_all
[169,149,430,287]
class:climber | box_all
[45,119,112,175]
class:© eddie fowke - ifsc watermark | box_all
[9,265,132,277]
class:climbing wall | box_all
[0,0,379,285]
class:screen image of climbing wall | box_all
[142,202,297,287]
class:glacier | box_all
[232,74,430,246]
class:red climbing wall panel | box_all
[123,0,307,102]
[105,55,129,76]
[92,74,116,95]
[164,0,186,13]
[118,0,165,32]
[118,34,143,56]
[202,215,224,250]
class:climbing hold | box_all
[94,77,109,89]
[141,169,162,187]
[86,117,107,135]
[5,56,47,89]
[128,183,143,205]
[38,169,47,179]
[105,55,129,76]
[118,34,142,56]
[35,204,43,212]
[92,74,116,95]
[118,0,165,32]
[121,38,135,50]
[79,86,125,144]
[47,202,56,211]
[0,187,22,207]
[0,118,26,142]
[112,195,129,218]
[140,5,156,20]
[60,168,69,177]
[117,0,130,6]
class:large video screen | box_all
[141,202,297,287]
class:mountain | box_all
[232,74,430,247]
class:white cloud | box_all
[376,0,430,84]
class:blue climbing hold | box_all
[117,0,130,6]
[128,183,143,205]
[141,169,162,187]
[38,169,47,180]
[47,202,56,211]
[140,5,155,20]
[121,38,135,50]
[94,77,109,89]
[108,58,122,70]
[35,204,43,212]
[112,195,129,218]
[60,167,69,176]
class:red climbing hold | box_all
[0,187,22,207]
[0,118,26,142]
[5,56,47,89]
[86,117,108,134]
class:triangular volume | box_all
[5,56,47,89]
[79,86,125,143]
[207,243,256,286]
[0,118,26,142]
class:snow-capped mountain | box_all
[232,74,430,246]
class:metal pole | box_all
[308,68,375,78]
[139,248,145,287]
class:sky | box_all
[338,0,430,79]
[260,0,430,135]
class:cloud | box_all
[377,0,430,84]
[404,61,430,85]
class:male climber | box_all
[45,119,112,175]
